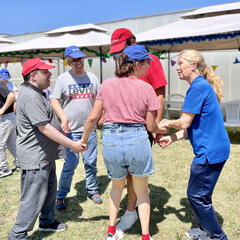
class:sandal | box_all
[89,193,103,204]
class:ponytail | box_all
[180,50,223,103]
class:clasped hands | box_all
[60,119,88,154]
[70,139,88,154]
[155,119,173,148]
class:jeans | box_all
[187,160,228,240]
[102,123,154,179]
[57,130,98,199]
[0,112,19,170]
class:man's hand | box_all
[70,139,88,153]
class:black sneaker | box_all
[38,220,68,232]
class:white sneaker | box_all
[107,229,124,240]
[116,210,138,231]
[186,227,208,239]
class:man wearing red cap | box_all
[9,58,86,240]
[109,28,167,232]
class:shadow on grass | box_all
[118,183,171,236]
[29,175,111,239]
[117,188,224,238]
[164,197,224,229]
[56,174,111,222]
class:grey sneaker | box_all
[0,169,13,178]
[38,220,68,232]
[116,210,138,231]
[186,227,208,239]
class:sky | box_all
[1,0,239,35]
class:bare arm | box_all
[155,86,165,123]
[165,112,195,130]
[97,111,105,128]
[38,123,86,153]
[0,92,15,116]
[50,98,70,134]
[158,129,187,148]
[81,100,103,143]
[145,110,168,134]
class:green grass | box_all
[0,129,239,240]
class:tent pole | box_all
[57,59,60,76]
[167,50,171,119]
[99,46,103,83]
[168,50,170,101]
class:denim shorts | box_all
[102,123,154,179]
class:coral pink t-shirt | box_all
[96,77,161,123]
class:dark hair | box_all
[115,53,146,78]
[115,54,134,77]
[23,69,39,82]
[126,35,136,46]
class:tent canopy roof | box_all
[0,24,111,59]
[136,13,240,52]
[45,23,109,35]
[182,2,240,19]
[0,36,14,43]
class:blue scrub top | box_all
[182,75,230,164]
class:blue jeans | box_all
[102,123,154,179]
[57,130,98,199]
[187,160,228,240]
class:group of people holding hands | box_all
[0,27,229,240]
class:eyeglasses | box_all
[70,58,84,64]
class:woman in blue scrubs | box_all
[159,50,230,240]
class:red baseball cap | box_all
[110,28,133,54]
[22,58,55,76]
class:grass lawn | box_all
[0,128,239,240]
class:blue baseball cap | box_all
[64,45,86,58]
[123,45,153,62]
[0,68,10,80]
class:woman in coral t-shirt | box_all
[81,45,166,240]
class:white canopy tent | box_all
[182,2,240,19]
[136,13,240,102]
[0,24,111,81]
[0,24,111,58]
[0,36,14,52]
[136,13,240,52]
[0,36,13,44]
